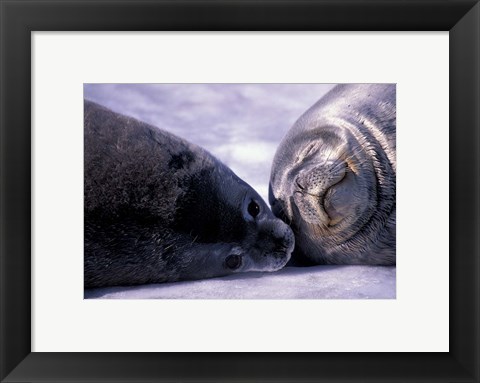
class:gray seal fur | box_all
[269,84,395,265]
[85,100,294,287]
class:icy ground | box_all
[85,265,396,299]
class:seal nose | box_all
[295,176,306,191]
[296,161,347,196]
[272,224,295,252]
[296,168,321,193]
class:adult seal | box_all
[269,84,395,265]
[84,100,294,287]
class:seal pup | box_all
[84,100,294,287]
[269,84,395,265]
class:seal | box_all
[269,84,395,265]
[84,100,294,288]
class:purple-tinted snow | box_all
[85,265,396,299]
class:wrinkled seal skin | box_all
[85,101,294,287]
[269,84,395,265]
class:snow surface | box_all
[84,84,396,299]
[85,266,396,299]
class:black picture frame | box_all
[1,1,479,382]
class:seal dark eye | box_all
[247,200,260,218]
[225,254,242,270]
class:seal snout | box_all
[271,226,293,254]
[295,161,347,197]
[270,222,295,260]
[249,218,294,271]
[292,161,349,227]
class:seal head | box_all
[84,101,294,287]
[270,84,395,265]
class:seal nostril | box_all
[270,227,294,250]
[295,177,305,191]
[225,254,242,270]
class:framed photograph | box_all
[1,1,478,382]
[82,83,396,300]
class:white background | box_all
[32,32,449,352]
